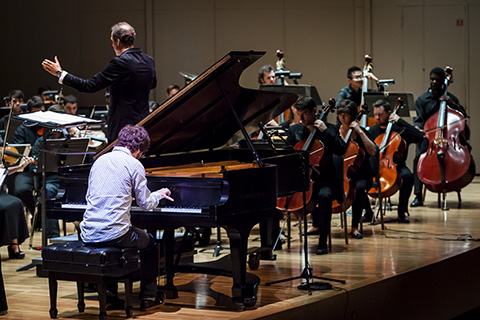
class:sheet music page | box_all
[16,111,102,126]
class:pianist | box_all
[79,125,173,311]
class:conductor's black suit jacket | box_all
[63,47,157,141]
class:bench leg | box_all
[124,278,133,318]
[48,273,58,319]
[76,281,85,312]
[97,281,107,320]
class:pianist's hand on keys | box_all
[155,188,174,202]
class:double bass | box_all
[417,66,475,193]
[332,105,367,213]
[277,99,335,212]
[368,98,406,198]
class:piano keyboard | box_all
[61,203,202,213]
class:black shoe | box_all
[363,213,374,223]
[398,216,410,223]
[140,291,165,311]
[351,231,363,239]
[316,243,328,255]
[305,227,320,236]
[7,244,25,259]
[410,197,423,207]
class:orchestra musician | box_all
[286,96,347,255]
[336,66,379,108]
[410,67,468,207]
[258,65,276,85]
[369,99,424,223]
[334,99,377,239]
[166,84,180,99]
[1,136,35,260]
[42,22,157,143]
[0,90,24,131]
[9,96,44,218]
[79,125,173,311]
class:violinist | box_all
[334,99,377,239]
[286,97,346,255]
[9,96,44,217]
[369,99,423,223]
[1,135,35,259]
[0,90,24,131]
[411,67,467,207]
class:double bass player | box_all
[411,67,468,207]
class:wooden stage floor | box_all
[2,177,480,319]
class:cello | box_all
[332,105,367,213]
[417,66,475,194]
[368,98,406,198]
[276,98,336,212]
[360,54,376,128]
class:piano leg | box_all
[159,228,178,299]
[225,227,260,308]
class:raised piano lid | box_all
[100,51,298,157]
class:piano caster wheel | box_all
[243,296,257,308]
[248,253,260,270]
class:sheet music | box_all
[15,111,102,127]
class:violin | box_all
[277,98,336,212]
[368,98,406,198]
[417,67,475,193]
[1,145,36,167]
[332,105,367,213]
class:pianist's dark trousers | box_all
[84,226,159,300]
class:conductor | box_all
[42,22,157,142]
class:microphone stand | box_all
[265,129,345,293]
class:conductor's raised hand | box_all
[42,56,62,76]
[156,188,174,202]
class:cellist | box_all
[369,99,423,223]
[286,97,346,255]
[411,67,468,207]
[335,99,377,239]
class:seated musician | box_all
[286,97,346,255]
[411,67,467,207]
[79,125,174,311]
[1,139,35,259]
[335,99,377,239]
[369,99,423,223]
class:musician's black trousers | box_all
[352,178,372,230]
[85,226,159,300]
[312,185,334,247]
[413,139,429,197]
[398,165,414,218]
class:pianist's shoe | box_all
[140,291,165,311]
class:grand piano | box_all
[47,51,305,307]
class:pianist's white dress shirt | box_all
[80,146,161,243]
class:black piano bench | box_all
[42,241,140,320]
